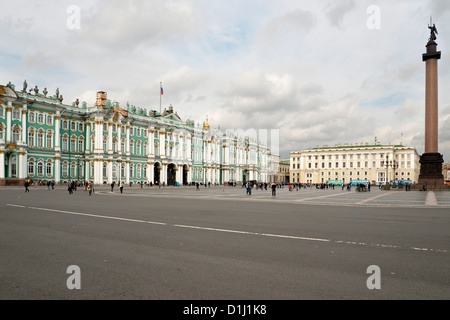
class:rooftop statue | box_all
[22,80,28,93]
[43,88,48,97]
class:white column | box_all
[55,112,61,152]
[125,161,130,184]
[84,160,90,182]
[176,165,182,184]
[126,123,131,156]
[21,105,27,143]
[85,122,90,153]
[160,131,166,158]
[149,130,155,156]
[148,163,153,183]
[107,161,113,184]
[55,157,61,183]
[0,152,5,178]
[6,102,12,142]
[108,123,113,154]
[161,164,167,184]
[117,124,122,155]
[18,152,27,179]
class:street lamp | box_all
[74,154,82,183]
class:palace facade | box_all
[0,82,275,185]
[290,143,420,185]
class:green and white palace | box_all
[0,81,275,186]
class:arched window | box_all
[112,164,117,179]
[70,163,76,178]
[103,137,107,153]
[46,162,53,177]
[12,128,20,143]
[62,162,69,178]
[37,162,44,177]
[37,131,44,148]
[37,113,44,124]
[121,139,125,154]
[103,163,107,178]
[129,164,134,179]
[28,161,35,176]
[0,126,3,141]
[28,130,35,148]
[136,164,141,179]
[137,141,141,156]
[70,136,77,152]
[143,143,148,157]
[0,105,4,118]
[12,108,20,120]
[143,165,148,179]
[121,164,125,180]
[78,137,84,152]
[47,131,53,149]
[112,139,117,153]
[62,135,69,152]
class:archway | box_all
[167,163,177,186]
[154,162,161,184]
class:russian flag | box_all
[161,86,164,95]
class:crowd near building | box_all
[290,143,421,185]
[0,81,276,186]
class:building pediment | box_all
[0,85,18,99]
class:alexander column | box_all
[418,21,444,188]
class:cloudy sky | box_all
[1,0,450,160]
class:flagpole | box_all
[160,82,162,115]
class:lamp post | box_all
[74,154,82,183]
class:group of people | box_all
[244,181,278,196]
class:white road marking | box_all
[4,203,447,254]
[356,192,391,205]
[425,191,438,206]
[6,204,167,226]
[294,192,350,202]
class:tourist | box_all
[120,181,124,194]
[24,179,30,193]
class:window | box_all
[103,123,108,132]
[71,137,77,152]
[103,164,107,178]
[121,140,125,154]
[130,165,134,179]
[143,130,148,138]
[47,132,53,149]
[37,162,44,177]
[130,127,133,136]
[46,162,52,176]
[28,131,35,148]
[121,126,125,135]
[37,132,44,148]
[136,128,141,137]
[12,128,20,143]
[47,115,53,126]
[0,126,4,140]
[71,121,76,131]
[13,108,20,120]
[28,112,35,122]
[136,165,141,179]
[121,165,125,179]
[62,136,68,152]
[113,140,117,153]
[70,164,76,178]
[113,124,117,133]
[103,139,107,153]
[137,141,141,156]
[78,123,84,132]
[112,165,117,179]
[38,113,44,124]
[78,138,84,152]
[143,143,148,156]
[62,120,68,130]
[28,161,35,176]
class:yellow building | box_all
[290,143,420,185]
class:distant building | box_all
[290,143,420,185]
[443,163,450,182]
[273,158,289,184]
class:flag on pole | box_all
[161,84,164,95]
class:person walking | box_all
[111,181,115,192]
[88,182,93,196]
[120,181,124,194]
[24,179,30,193]
[271,182,276,196]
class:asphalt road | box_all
[0,186,449,300]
